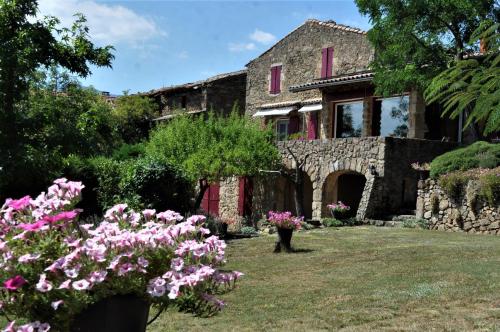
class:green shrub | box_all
[89,156,123,211]
[301,222,315,230]
[478,170,500,206]
[240,226,258,235]
[430,141,500,178]
[402,218,429,229]
[322,218,344,227]
[111,142,146,161]
[438,171,470,201]
[119,156,193,214]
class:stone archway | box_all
[321,170,367,219]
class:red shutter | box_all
[307,112,318,140]
[288,116,300,135]
[201,188,209,212]
[275,65,281,93]
[327,47,334,77]
[321,48,328,78]
[270,67,276,93]
[201,183,220,216]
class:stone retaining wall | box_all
[417,179,500,234]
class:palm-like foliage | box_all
[425,21,500,135]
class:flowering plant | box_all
[0,178,241,331]
[267,211,302,230]
[411,162,430,171]
[327,201,350,214]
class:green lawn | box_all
[150,227,500,331]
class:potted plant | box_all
[411,162,431,180]
[267,211,302,253]
[0,178,242,332]
[327,201,350,220]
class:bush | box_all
[111,142,146,161]
[119,156,193,214]
[478,170,500,206]
[402,218,429,229]
[430,141,500,178]
[321,218,344,227]
[63,156,193,216]
[438,171,470,201]
[240,226,258,235]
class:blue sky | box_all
[38,0,371,95]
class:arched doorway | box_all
[322,171,366,218]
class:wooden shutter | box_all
[208,182,220,216]
[274,65,281,93]
[327,47,334,77]
[321,48,328,78]
[270,67,276,93]
[307,112,318,140]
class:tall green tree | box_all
[425,21,500,135]
[0,0,114,195]
[146,112,280,211]
[111,92,159,144]
[355,0,498,96]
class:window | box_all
[334,101,363,138]
[270,65,282,94]
[372,96,409,137]
[321,47,334,78]
[276,119,289,141]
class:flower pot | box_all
[71,294,150,332]
[274,227,294,253]
[331,210,348,220]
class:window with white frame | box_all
[276,119,289,141]
[334,101,363,138]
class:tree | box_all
[0,0,114,196]
[146,111,280,211]
[111,92,159,144]
[425,21,500,135]
[1,69,121,199]
[355,0,498,96]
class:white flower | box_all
[35,274,53,293]
[72,279,91,291]
[51,300,64,310]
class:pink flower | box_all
[156,210,183,224]
[142,209,156,220]
[18,253,41,263]
[57,280,71,289]
[3,275,27,290]
[35,274,53,293]
[17,220,46,232]
[170,258,184,271]
[72,279,91,291]
[43,210,79,225]
[6,196,31,210]
[88,270,107,283]
[51,300,64,310]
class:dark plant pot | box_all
[220,223,228,237]
[274,227,294,253]
[418,170,430,180]
[71,294,150,332]
[332,210,348,220]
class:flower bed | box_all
[0,179,241,331]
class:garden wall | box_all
[417,179,499,234]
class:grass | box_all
[149,227,500,331]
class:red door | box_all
[201,182,220,216]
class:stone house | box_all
[217,19,462,223]
[145,70,247,121]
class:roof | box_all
[259,97,322,110]
[143,69,247,96]
[247,19,367,66]
[289,71,374,92]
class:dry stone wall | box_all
[417,179,500,234]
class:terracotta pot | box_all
[71,294,150,332]
[274,227,294,253]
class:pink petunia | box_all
[51,300,64,310]
[3,275,27,290]
[6,196,31,211]
[72,279,91,291]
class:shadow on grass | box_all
[279,248,315,254]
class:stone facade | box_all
[146,70,247,119]
[417,179,500,234]
[245,19,373,116]
[243,137,455,222]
